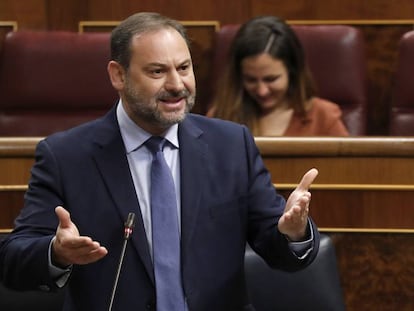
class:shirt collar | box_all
[116,100,179,154]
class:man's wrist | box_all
[51,237,71,269]
[285,222,310,242]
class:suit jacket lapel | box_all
[91,107,155,284]
[89,111,207,283]
[178,117,207,262]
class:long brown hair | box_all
[211,16,316,135]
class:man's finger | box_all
[55,206,72,229]
[296,168,318,191]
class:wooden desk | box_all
[256,136,414,230]
[0,137,38,231]
[0,136,413,311]
[2,136,413,228]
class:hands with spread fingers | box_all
[52,206,108,268]
[278,168,318,241]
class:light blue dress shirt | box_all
[117,100,181,259]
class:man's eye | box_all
[179,65,189,71]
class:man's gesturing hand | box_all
[52,206,108,268]
[278,168,318,241]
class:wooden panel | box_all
[328,232,414,311]
[361,24,412,135]
[0,0,47,30]
[46,0,87,31]
[0,21,17,31]
[0,190,25,230]
[84,0,250,24]
[256,137,414,229]
[258,138,414,173]
[0,20,17,52]
[251,0,414,20]
[0,138,36,230]
[267,156,414,184]
[279,189,414,229]
[0,137,37,185]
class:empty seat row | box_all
[0,31,116,136]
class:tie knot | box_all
[145,136,166,154]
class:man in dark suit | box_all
[0,12,319,310]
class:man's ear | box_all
[107,60,126,91]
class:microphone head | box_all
[124,212,136,239]
[125,212,135,228]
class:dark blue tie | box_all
[146,136,185,311]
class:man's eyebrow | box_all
[145,59,192,68]
[145,62,166,68]
[179,58,192,64]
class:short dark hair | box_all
[110,12,189,69]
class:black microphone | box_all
[108,212,136,311]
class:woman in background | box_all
[208,16,349,136]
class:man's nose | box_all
[165,70,184,91]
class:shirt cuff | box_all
[48,236,72,287]
[287,219,314,260]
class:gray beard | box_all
[122,64,197,129]
[124,88,196,129]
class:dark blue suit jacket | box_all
[0,106,319,310]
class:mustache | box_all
[157,89,191,101]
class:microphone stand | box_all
[108,212,135,311]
